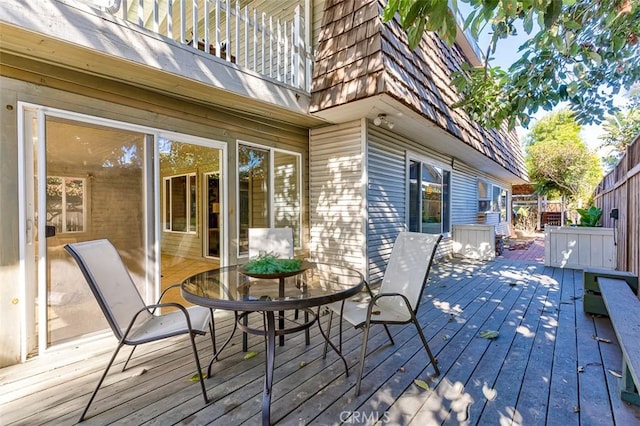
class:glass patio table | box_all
[181,262,365,425]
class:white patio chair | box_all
[248,227,294,258]
[64,239,215,422]
[323,232,442,396]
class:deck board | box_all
[545,267,579,425]
[387,261,523,425]
[2,258,640,425]
[575,269,616,426]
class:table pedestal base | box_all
[234,308,349,425]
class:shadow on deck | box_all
[1,257,639,425]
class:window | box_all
[163,173,197,232]
[46,176,87,233]
[478,180,509,222]
[238,143,301,255]
[408,160,450,234]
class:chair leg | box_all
[122,345,137,372]
[383,324,395,345]
[208,312,238,378]
[304,310,310,345]
[242,311,249,352]
[412,316,439,376]
[338,313,344,353]
[208,309,217,360]
[187,332,209,404]
[354,323,371,397]
[322,310,334,358]
[79,343,124,422]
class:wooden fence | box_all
[594,133,640,283]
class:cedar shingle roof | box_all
[310,0,527,181]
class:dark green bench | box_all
[583,268,638,316]
[598,277,640,406]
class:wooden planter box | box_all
[544,226,616,269]
[452,224,496,261]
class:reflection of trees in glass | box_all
[47,116,145,169]
[237,145,301,251]
[238,145,267,179]
[160,138,220,174]
[238,146,269,253]
[46,176,85,233]
[274,152,300,243]
[410,161,450,233]
[102,143,141,168]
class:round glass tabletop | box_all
[181,262,365,311]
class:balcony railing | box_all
[110,0,310,91]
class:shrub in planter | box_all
[576,206,602,227]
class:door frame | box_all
[17,102,228,360]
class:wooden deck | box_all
[2,257,640,425]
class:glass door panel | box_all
[273,151,300,247]
[238,145,269,255]
[159,138,222,265]
[206,173,221,257]
[42,116,148,347]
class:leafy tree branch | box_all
[383,0,640,130]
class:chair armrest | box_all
[152,284,182,314]
[363,280,375,297]
[370,292,405,302]
[157,283,181,303]
[120,302,195,344]
[368,292,413,314]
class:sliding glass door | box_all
[20,105,226,358]
[40,114,151,348]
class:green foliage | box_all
[575,206,602,226]
[243,253,302,274]
[525,111,602,202]
[383,0,458,46]
[599,105,640,165]
[479,330,500,339]
[159,140,220,173]
[383,0,640,130]
[513,205,537,232]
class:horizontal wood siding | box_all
[452,160,514,239]
[367,125,455,264]
[161,232,202,259]
[451,161,479,225]
[367,130,407,283]
[309,121,365,272]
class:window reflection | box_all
[409,160,450,234]
[238,144,301,255]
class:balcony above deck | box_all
[0,0,320,127]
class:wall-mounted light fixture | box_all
[373,114,395,130]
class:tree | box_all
[525,110,602,205]
[383,0,640,130]
[599,105,640,167]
